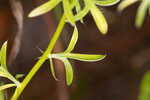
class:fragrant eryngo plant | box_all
[0,0,121,100]
[118,0,150,28]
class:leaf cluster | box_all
[29,0,120,34]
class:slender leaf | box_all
[65,53,106,61]
[49,58,58,80]
[15,74,24,79]
[135,0,149,28]
[0,84,16,91]
[95,0,120,6]
[63,59,73,86]
[0,41,7,69]
[65,26,78,53]
[0,83,4,100]
[118,0,138,12]
[63,0,75,25]
[90,5,108,34]
[139,71,150,100]
[51,53,106,62]
[28,0,62,17]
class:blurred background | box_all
[1,0,150,100]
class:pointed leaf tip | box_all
[49,58,58,80]
[63,59,73,86]
[0,41,7,69]
[65,53,106,62]
[28,0,61,17]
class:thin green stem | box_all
[11,14,66,100]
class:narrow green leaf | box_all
[95,0,120,6]
[63,0,75,25]
[65,53,106,61]
[49,58,58,80]
[0,83,4,100]
[0,41,7,69]
[135,0,149,28]
[51,53,106,62]
[28,0,61,17]
[15,74,24,79]
[139,71,150,100]
[63,59,73,86]
[118,0,138,12]
[0,84,16,91]
[90,5,108,34]
[65,26,78,53]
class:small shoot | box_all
[48,26,106,86]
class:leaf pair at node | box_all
[48,26,106,86]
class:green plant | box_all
[0,0,121,99]
[2,0,150,100]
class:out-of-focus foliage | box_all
[118,0,150,28]
[139,71,150,100]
